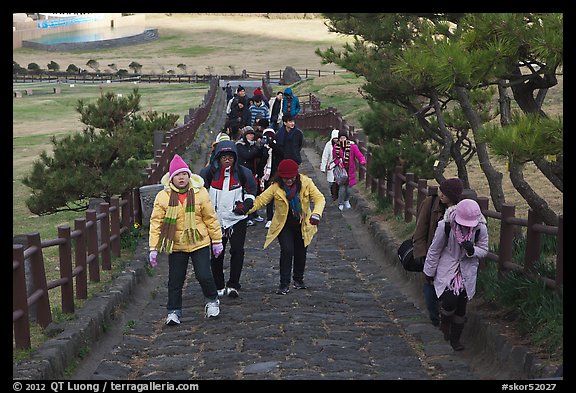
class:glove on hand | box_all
[233,201,247,215]
[212,243,224,258]
[424,273,434,284]
[233,198,254,215]
[309,213,321,225]
[149,250,158,268]
[461,240,474,256]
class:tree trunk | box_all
[455,86,506,211]
[509,162,559,226]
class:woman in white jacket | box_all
[320,129,340,201]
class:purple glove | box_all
[309,213,321,225]
[212,243,224,258]
[149,250,158,268]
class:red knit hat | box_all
[169,154,192,181]
[277,159,299,178]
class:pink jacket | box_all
[332,142,366,187]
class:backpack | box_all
[397,194,437,272]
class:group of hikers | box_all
[147,83,489,353]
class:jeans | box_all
[423,281,440,325]
[211,219,247,290]
[277,218,307,286]
[167,246,218,314]
[338,183,351,205]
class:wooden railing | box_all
[13,77,220,350]
[13,68,344,84]
[353,151,564,292]
[293,92,562,292]
[13,191,140,349]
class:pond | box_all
[28,26,146,44]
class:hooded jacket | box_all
[332,141,366,187]
[199,140,258,230]
[282,87,301,117]
[149,172,222,253]
[320,129,340,183]
[423,207,489,300]
[246,174,326,249]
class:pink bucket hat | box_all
[169,154,192,181]
[455,199,482,227]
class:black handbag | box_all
[397,238,424,272]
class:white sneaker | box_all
[338,204,344,211]
[254,215,264,222]
[265,220,272,229]
[217,288,229,298]
[344,200,351,209]
[205,299,220,318]
[247,220,255,226]
[165,312,180,325]
[227,287,239,298]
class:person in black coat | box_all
[275,114,304,165]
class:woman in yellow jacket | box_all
[246,159,325,295]
[149,154,223,325]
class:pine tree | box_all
[22,88,178,216]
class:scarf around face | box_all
[283,182,302,222]
[335,140,351,168]
[157,182,201,254]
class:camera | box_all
[262,136,269,145]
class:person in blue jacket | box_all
[282,87,300,118]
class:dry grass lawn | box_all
[13,13,350,77]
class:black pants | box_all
[277,218,307,286]
[329,182,339,201]
[439,288,468,318]
[264,179,275,221]
[167,246,218,314]
[211,219,248,290]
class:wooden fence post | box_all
[404,173,414,222]
[74,218,88,299]
[498,204,516,276]
[13,244,31,349]
[393,166,403,217]
[57,225,74,314]
[110,197,121,257]
[524,209,542,274]
[556,215,563,288]
[85,210,100,283]
[99,202,112,270]
[26,232,52,328]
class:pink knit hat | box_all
[169,154,192,181]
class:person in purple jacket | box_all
[332,130,366,211]
[423,198,488,351]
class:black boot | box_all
[450,322,465,351]
[439,309,452,341]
